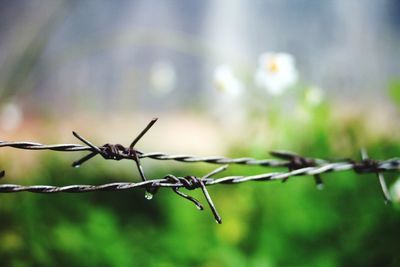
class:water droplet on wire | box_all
[145,191,153,200]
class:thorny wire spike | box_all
[356,149,391,204]
[0,170,5,179]
[270,150,324,189]
[72,118,158,190]
[162,165,228,224]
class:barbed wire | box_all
[0,118,399,223]
[0,139,290,167]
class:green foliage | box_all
[389,80,400,109]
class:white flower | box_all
[255,52,298,95]
[213,65,245,128]
[149,61,176,95]
[305,86,324,106]
[0,102,23,132]
[214,65,243,97]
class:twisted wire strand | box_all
[0,140,291,167]
[0,145,398,223]
[1,159,399,193]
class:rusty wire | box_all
[0,118,399,223]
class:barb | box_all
[357,149,392,204]
[1,118,400,223]
[270,150,325,189]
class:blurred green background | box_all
[1,1,400,266]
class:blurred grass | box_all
[1,107,400,267]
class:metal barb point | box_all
[165,174,204,210]
[271,150,323,188]
[360,148,369,161]
[377,172,392,204]
[129,118,158,149]
[71,119,158,184]
[199,180,222,224]
[167,166,226,223]
[72,131,102,154]
[203,165,228,179]
[128,118,157,184]
[200,167,227,224]
[358,149,392,203]
[71,131,102,167]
